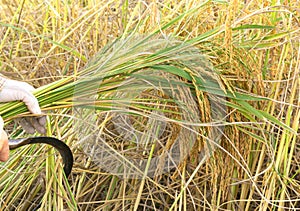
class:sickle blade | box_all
[8,137,73,177]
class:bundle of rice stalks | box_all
[0,32,289,210]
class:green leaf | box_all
[232,24,275,30]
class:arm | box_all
[0,117,9,162]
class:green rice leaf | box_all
[232,24,275,30]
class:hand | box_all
[0,117,9,162]
[0,76,46,134]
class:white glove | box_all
[0,76,46,134]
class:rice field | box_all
[0,0,299,210]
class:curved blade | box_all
[9,137,73,177]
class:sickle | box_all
[8,137,73,210]
[8,137,73,177]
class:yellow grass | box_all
[0,0,299,210]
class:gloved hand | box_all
[0,76,46,134]
[0,116,9,162]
